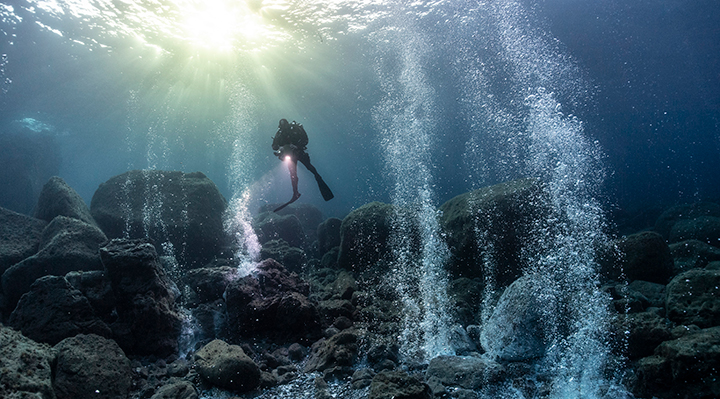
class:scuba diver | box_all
[272,118,334,212]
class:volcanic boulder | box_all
[224,258,320,342]
[2,215,107,308]
[100,238,182,356]
[601,231,674,284]
[338,201,394,271]
[52,334,133,399]
[8,275,111,345]
[480,275,547,361]
[194,339,261,393]
[34,176,96,226]
[634,326,720,398]
[665,268,720,328]
[0,324,55,399]
[438,178,549,284]
[91,170,228,268]
[317,217,343,256]
[0,206,46,276]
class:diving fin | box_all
[316,176,334,201]
[274,193,301,212]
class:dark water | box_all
[2,0,718,219]
[1,1,719,397]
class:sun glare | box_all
[182,0,270,52]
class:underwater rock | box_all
[0,206,46,277]
[259,239,307,273]
[0,324,55,399]
[601,231,674,284]
[438,178,549,284]
[100,238,182,357]
[65,270,116,321]
[8,275,111,345]
[52,334,132,399]
[425,355,506,390]
[368,370,432,399]
[303,329,359,376]
[2,215,107,309]
[317,217,343,256]
[666,268,720,328]
[627,280,666,309]
[90,170,228,269]
[224,258,320,341]
[34,176,96,226]
[480,275,546,361]
[182,264,239,304]
[669,239,720,274]
[338,201,394,271]
[655,201,720,239]
[194,339,261,393]
[317,299,355,328]
[150,380,198,399]
[254,212,306,248]
[634,326,720,398]
[615,311,673,360]
[448,277,483,326]
[260,203,325,244]
[669,216,720,247]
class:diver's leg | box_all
[298,152,320,178]
[288,160,301,200]
[298,152,334,201]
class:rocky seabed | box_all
[2,171,720,398]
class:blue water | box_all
[1,0,719,397]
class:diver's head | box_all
[278,118,289,129]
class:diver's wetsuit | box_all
[272,119,333,204]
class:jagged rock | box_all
[0,324,55,399]
[338,202,394,271]
[182,265,239,304]
[100,238,182,357]
[254,212,306,248]
[669,239,720,274]
[194,339,261,393]
[224,259,320,341]
[65,270,116,321]
[53,334,132,399]
[9,275,111,345]
[634,326,720,398]
[303,330,359,375]
[259,239,307,273]
[34,176,96,226]
[614,311,673,360]
[150,380,198,399]
[438,178,549,284]
[666,268,720,328]
[317,217,343,256]
[2,216,107,309]
[480,275,546,361]
[0,206,46,276]
[425,355,506,390]
[655,202,720,240]
[90,170,228,269]
[670,216,720,247]
[368,370,431,399]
